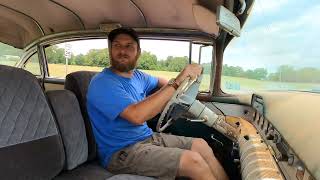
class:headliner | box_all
[0,0,224,49]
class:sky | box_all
[61,0,320,72]
[224,0,320,72]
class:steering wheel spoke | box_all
[157,76,200,132]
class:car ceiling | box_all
[0,0,225,49]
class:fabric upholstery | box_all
[54,161,157,180]
[65,71,98,161]
[108,174,156,180]
[54,161,113,180]
[0,66,58,147]
[0,65,65,179]
[47,90,88,170]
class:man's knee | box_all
[192,138,212,152]
[179,151,211,175]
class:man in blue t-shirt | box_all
[87,28,228,180]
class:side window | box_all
[23,53,41,76]
[45,39,108,79]
[197,45,213,92]
[138,40,213,91]
[0,42,23,67]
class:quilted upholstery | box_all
[0,65,65,179]
[65,71,98,161]
[0,65,58,147]
[47,90,88,170]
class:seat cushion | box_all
[0,65,65,179]
[54,161,113,180]
[47,90,88,170]
[54,161,157,180]
[108,174,156,180]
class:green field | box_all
[47,64,319,92]
[0,59,18,66]
[2,62,319,93]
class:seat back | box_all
[65,71,98,161]
[47,90,89,170]
[0,65,65,179]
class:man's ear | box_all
[137,47,141,57]
[108,41,112,54]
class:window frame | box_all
[41,37,216,92]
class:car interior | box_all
[0,0,319,180]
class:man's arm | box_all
[120,64,202,125]
[158,77,168,88]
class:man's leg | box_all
[178,150,216,180]
[191,138,229,180]
[154,133,224,179]
[107,140,215,180]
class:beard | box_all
[110,54,138,72]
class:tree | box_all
[277,65,296,82]
[252,68,268,80]
[164,56,188,72]
[137,51,158,70]
[46,45,65,64]
[85,49,109,67]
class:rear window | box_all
[0,42,23,67]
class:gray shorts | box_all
[107,133,193,180]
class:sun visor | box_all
[192,5,219,37]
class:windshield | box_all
[44,39,212,91]
[223,0,320,93]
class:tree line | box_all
[46,45,189,72]
[45,45,320,83]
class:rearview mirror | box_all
[217,6,241,37]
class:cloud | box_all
[252,0,289,15]
[224,3,320,72]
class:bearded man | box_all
[87,27,228,180]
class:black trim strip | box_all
[49,0,85,30]
[129,0,148,27]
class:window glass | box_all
[0,42,23,67]
[45,39,108,78]
[222,0,320,93]
[24,53,41,76]
[45,39,213,91]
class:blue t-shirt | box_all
[87,68,158,167]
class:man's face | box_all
[110,34,140,72]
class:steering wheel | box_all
[156,75,202,132]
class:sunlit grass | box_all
[48,64,320,92]
[13,63,320,93]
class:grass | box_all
[48,64,320,92]
[5,62,320,93]
[47,64,211,91]
[221,76,320,93]
[0,59,18,66]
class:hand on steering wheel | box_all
[156,64,203,132]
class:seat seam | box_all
[7,82,34,144]
[20,92,41,142]
[0,72,23,129]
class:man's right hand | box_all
[175,64,203,86]
[121,64,202,125]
